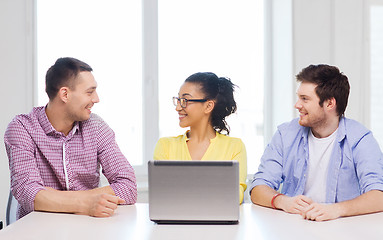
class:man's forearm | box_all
[34,186,115,214]
[336,190,383,217]
[250,185,279,208]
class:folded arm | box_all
[301,131,383,221]
[302,190,383,221]
[34,186,125,217]
[251,185,313,214]
[253,186,383,221]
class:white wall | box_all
[0,0,371,225]
[292,0,367,123]
[0,0,35,225]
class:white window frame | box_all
[30,0,286,194]
[364,0,383,142]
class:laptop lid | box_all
[148,160,239,224]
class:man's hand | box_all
[274,195,313,214]
[251,185,314,214]
[35,186,126,217]
[81,193,126,217]
[301,203,341,221]
[276,195,342,221]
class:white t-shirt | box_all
[303,128,338,203]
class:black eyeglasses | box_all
[173,97,207,108]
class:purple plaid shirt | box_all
[4,106,137,219]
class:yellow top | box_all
[153,131,247,203]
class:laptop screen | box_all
[148,160,239,224]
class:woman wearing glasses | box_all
[153,72,247,203]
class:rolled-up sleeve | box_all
[4,119,46,214]
[250,129,284,193]
[353,132,383,194]
[97,120,137,204]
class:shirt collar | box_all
[300,117,346,143]
[183,130,218,142]
[37,106,56,135]
[37,106,79,136]
[301,125,310,142]
[336,117,347,142]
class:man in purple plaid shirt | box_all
[4,57,137,219]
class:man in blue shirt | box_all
[250,64,383,221]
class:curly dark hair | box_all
[185,72,237,135]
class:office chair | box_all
[6,190,18,226]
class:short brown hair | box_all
[296,64,350,117]
[45,57,93,100]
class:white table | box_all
[1,203,383,240]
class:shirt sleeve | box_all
[4,118,46,213]
[153,138,169,160]
[232,139,247,204]
[97,120,137,204]
[250,129,284,194]
[353,132,383,193]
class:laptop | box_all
[148,160,239,224]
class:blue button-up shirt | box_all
[251,117,383,203]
